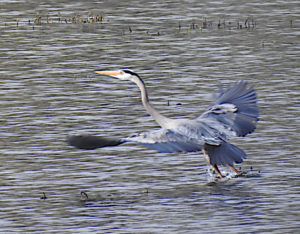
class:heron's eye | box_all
[120,71,125,75]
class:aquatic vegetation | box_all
[2,11,259,36]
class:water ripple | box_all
[0,0,299,233]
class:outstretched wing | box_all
[197,81,259,137]
[67,129,203,153]
[67,131,246,166]
[124,129,202,153]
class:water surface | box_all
[0,0,299,233]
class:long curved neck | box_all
[132,76,170,128]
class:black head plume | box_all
[122,69,141,78]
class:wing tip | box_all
[67,135,123,150]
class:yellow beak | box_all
[95,70,120,77]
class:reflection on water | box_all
[0,0,299,233]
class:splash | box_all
[206,166,261,184]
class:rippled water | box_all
[0,0,299,233]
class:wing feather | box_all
[203,142,247,166]
[124,129,202,153]
[198,81,259,137]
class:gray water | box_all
[0,0,299,233]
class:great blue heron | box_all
[68,69,259,178]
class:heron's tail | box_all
[67,135,123,150]
[203,142,246,166]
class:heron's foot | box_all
[229,166,257,177]
[228,165,239,174]
[212,164,224,178]
[228,165,245,177]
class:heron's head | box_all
[95,69,140,82]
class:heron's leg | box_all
[228,165,239,174]
[202,148,224,178]
[212,164,223,178]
